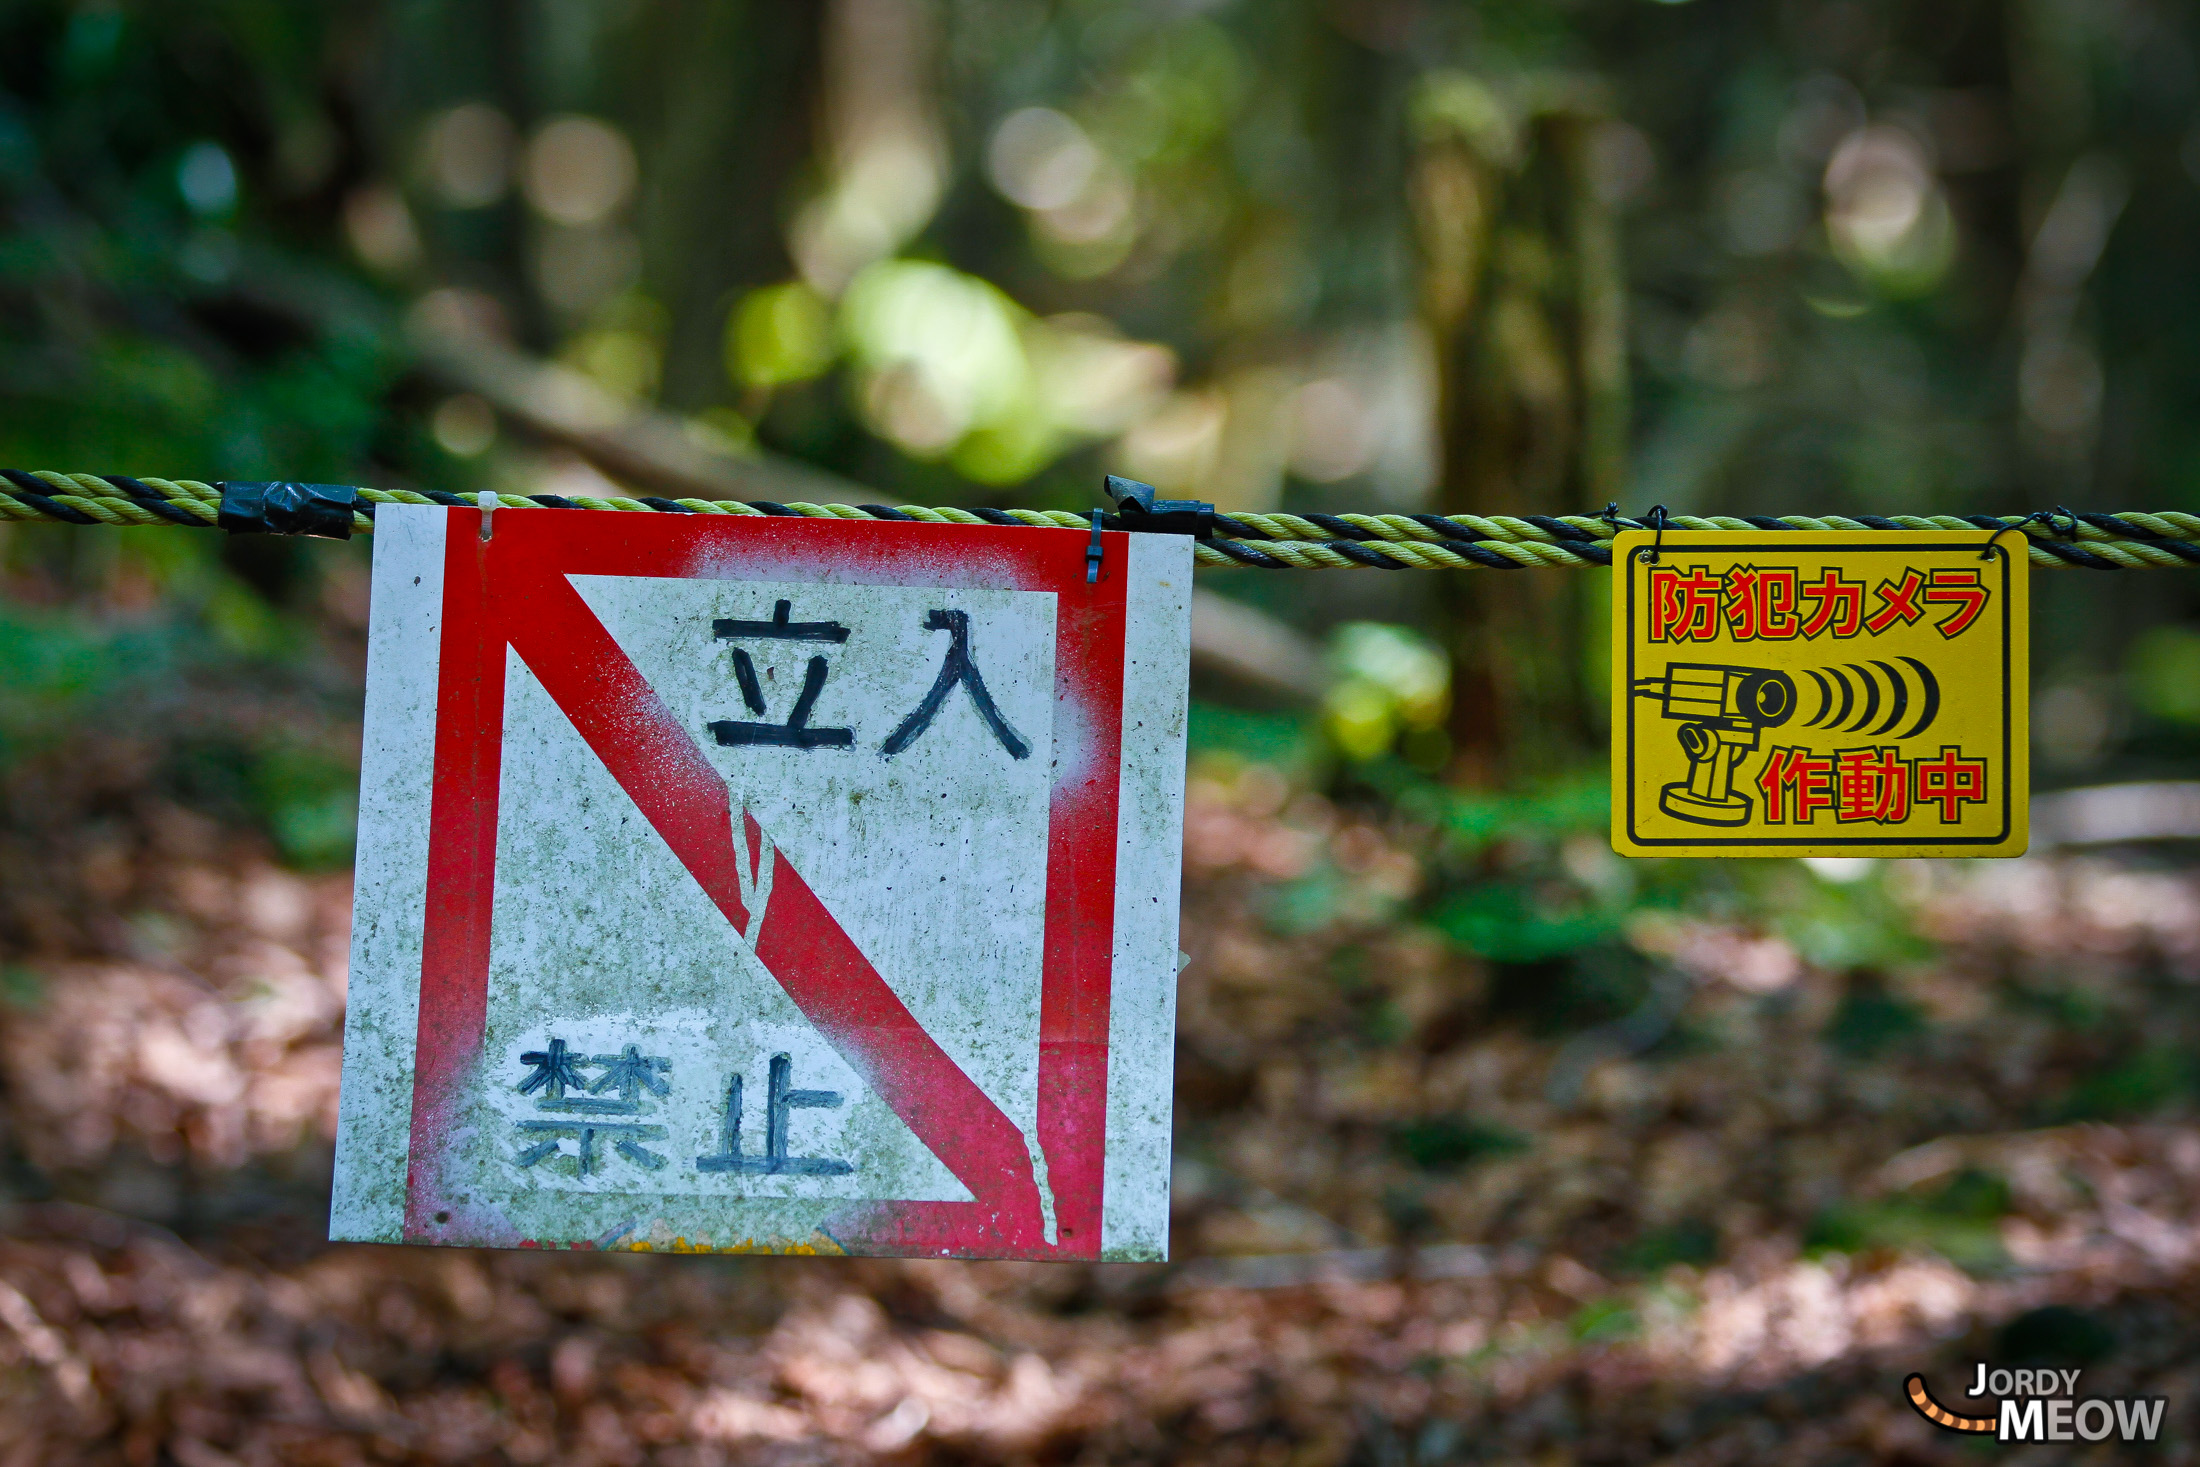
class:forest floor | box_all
[5,733,2200,1463]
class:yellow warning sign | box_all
[1610,529,2027,858]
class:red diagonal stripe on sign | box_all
[503,568,1045,1243]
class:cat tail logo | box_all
[1905,1372,2168,1443]
[1904,1375,1995,1434]
[1799,658,1940,739]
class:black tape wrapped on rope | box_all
[217,482,360,540]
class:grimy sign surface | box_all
[332,505,1191,1261]
[1611,529,2028,858]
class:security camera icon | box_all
[1630,664,1797,826]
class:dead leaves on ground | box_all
[6,771,2200,1460]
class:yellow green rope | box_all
[2,471,2194,571]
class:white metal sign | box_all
[331,505,1190,1260]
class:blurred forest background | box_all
[6,0,2200,1461]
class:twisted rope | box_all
[3,471,2196,570]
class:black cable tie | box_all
[1643,504,1670,564]
[1086,508,1103,584]
[215,481,357,540]
[1101,474,1214,538]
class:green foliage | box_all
[1807,1169,2011,1272]
[1323,623,1450,766]
[2054,1046,2200,1122]
[1388,1116,1528,1173]
[1187,704,1320,774]
[1355,998,1412,1048]
[1613,1218,1720,1277]
[0,604,152,759]
[1999,1306,2117,1368]
[1395,774,1610,858]
[2004,980,2112,1034]
[2127,627,2200,727]
[0,2,410,879]
[1394,770,1633,965]
[1567,1297,1640,1344]
[248,744,360,871]
[1260,867,1347,937]
[0,0,404,479]
[0,964,41,1011]
[1485,944,1655,1035]
[1823,979,1928,1058]
[1765,863,1933,974]
[165,734,359,872]
[728,282,837,389]
[1428,881,1617,965]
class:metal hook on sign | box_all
[478,489,497,543]
[1086,508,1103,583]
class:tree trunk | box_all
[1415,90,1626,784]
